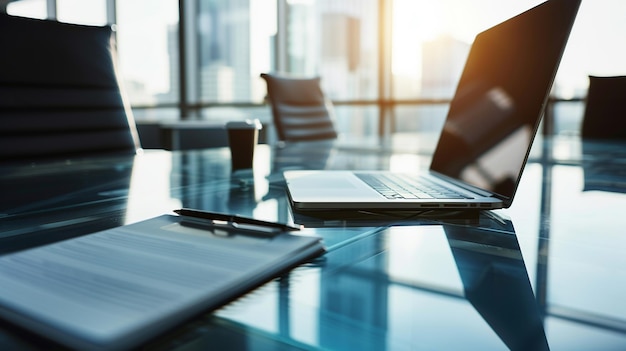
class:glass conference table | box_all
[1,134,626,350]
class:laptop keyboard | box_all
[356,173,471,200]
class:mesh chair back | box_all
[261,73,337,142]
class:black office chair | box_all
[260,73,338,142]
[0,14,140,161]
[580,75,626,140]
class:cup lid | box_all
[226,119,262,130]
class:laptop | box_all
[284,0,581,211]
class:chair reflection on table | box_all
[0,155,135,254]
[262,140,336,225]
[581,141,626,194]
[271,140,335,174]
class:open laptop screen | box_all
[429,0,580,207]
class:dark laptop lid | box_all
[429,0,581,208]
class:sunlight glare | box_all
[392,1,446,77]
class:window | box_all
[6,0,626,136]
[57,0,107,25]
[391,1,547,100]
[284,0,379,101]
[6,0,47,18]
[196,0,276,104]
[276,0,381,137]
[115,0,179,109]
[389,0,626,136]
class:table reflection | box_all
[3,137,626,350]
[206,215,547,351]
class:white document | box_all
[0,215,323,351]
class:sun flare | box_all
[392,1,447,76]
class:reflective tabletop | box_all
[1,135,626,350]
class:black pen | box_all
[174,208,301,232]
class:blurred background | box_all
[5,0,624,141]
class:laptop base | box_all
[291,208,482,228]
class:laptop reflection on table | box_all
[444,219,548,351]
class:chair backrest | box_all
[0,14,140,161]
[581,75,626,140]
[260,73,337,142]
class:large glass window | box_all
[284,0,379,101]
[390,0,626,136]
[115,0,179,109]
[6,0,626,136]
[197,0,277,104]
[391,1,545,100]
[555,0,626,99]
